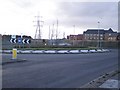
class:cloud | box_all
[55,2,118,30]
[0,0,118,39]
[57,2,117,17]
[9,0,34,9]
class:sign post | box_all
[12,48,17,59]
[10,35,16,48]
[18,37,22,49]
[11,35,16,39]
[10,35,17,60]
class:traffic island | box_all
[2,59,27,65]
[2,49,110,54]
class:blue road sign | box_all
[18,37,22,44]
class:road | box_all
[2,49,118,88]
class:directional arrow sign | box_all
[10,39,17,43]
[10,39,13,43]
[22,39,26,44]
[14,39,17,43]
[26,39,31,44]
[22,39,31,44]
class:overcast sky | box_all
[0,0,119,39]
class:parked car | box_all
[58,43,72,46]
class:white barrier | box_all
[3,50,12,53]
[2,49,110,54]
[32,50,44,54]
[69,50,80,53]
[102,49,109,52]
[57,50,69,54]
[0,50,2,53]
[97,49,103,52]
[80,50,89,53]
[89,50,97,53]
[17,50,22,53]
[20,50,32,54]
[44,50,56,54]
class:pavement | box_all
[81,70,120,88]
[99,73,120,89]
[2,49,118,88]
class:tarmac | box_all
[2,49,119,89]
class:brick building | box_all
[83,28,117,41]
[104,28,118,41]
[67,34,84,40]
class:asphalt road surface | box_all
[2,49,118,88]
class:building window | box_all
[93,37,95,39]
[100,34,103,36]
[109,34,111,36]
[90,34,93,36]
[114,37,116,40]
[100,38,103,40]
[108,37,110,40]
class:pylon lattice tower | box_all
[34,15,43,39]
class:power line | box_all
[33,14,44,39]
[51,24,54,40]
[56,19,58,40]
[49,26,51,40]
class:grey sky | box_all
[54,2,118,29]
[0,0,118,39]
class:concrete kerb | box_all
[2,49,110,54]
[2,59,27,65]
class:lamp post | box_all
[73,25,75,46]
[98,21,100,49]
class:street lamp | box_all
[73,25,75,46]
[97,21,100,49]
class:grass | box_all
[16,47,98,50]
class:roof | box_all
[84,29,105,34]
[104,28,116,33]
[84,28,117,34]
